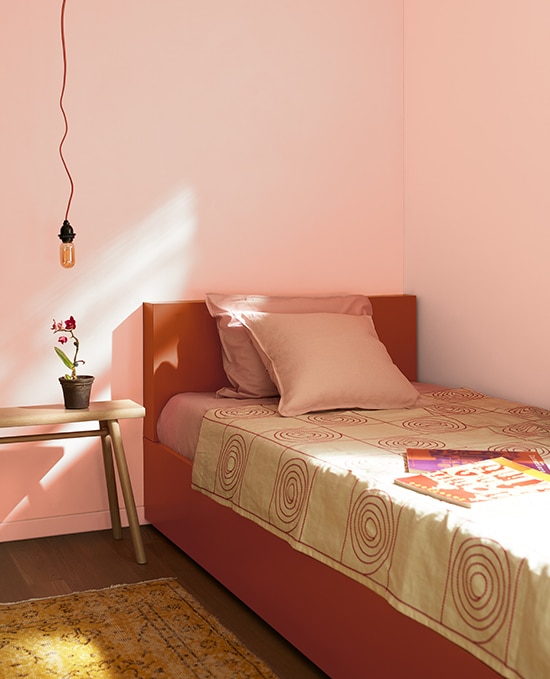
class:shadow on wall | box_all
[0,190,197,540]
[0,444,64,528]
[1,189,197,410]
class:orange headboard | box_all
[142,295,417,442]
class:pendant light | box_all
[57,0,76,268]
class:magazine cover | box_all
[395,457,550,507]
[404,448,550,474]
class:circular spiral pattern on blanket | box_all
[449,538,510,642]
[304,413,369,426]
[377,436,445,451]
[213,405,273,420]
[427,404,480,416]
[216,433,247,497]
[272,458,309,531]
[430,388,484,401]
[348,490,394,573]
[503,422,550,437]
[402,417,467,433]
[509,405,550,418]
[494,442,550,455]
[273,428,341,443]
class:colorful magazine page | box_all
[404,448,550,474]
[395,457,550,508]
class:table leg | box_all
[106,419,147,565]
[99,422,122,540]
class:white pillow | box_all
[238,312,420,416]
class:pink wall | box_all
[404,1,550,409]
[0,1,404,539]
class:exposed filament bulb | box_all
[58,219,76,269]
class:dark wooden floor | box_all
[0,525,328,679]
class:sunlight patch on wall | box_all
[0,438,100,525]
[1,495,31,525]
[0,190,196,535]
[2,189,196,407]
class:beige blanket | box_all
[192,387,550,679]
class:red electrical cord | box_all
[58,0,74,222]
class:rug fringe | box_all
[0,577,178,606]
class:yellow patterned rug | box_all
[0,578,278,678]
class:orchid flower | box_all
[51,316,85,379]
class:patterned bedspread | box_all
[191,388,550,678]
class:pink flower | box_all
[51,315,85,379]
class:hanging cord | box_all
[59,0,74,221]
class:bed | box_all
[143,294,550,679]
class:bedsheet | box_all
[191,387,550,679]
[157,383,439,459]
[157,392,278,459]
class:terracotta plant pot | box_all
[59,375,95,409]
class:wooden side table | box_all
[0,399,147,564]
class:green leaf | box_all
[55,346,74,370]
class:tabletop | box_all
[0,400,146,428]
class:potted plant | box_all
[52,316,94,409]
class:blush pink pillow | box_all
[238,312,420,416]
[205,293,374,398]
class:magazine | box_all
[404,448,550,474]
[395,457,550,508]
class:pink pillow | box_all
[238,311,420,416]
[205,293,374,398]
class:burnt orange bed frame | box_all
[142,295,500,679]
